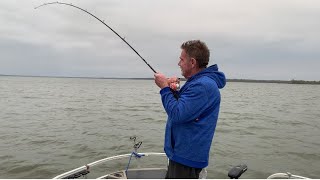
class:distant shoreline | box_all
[226,79,320,85]
[1,74,319,85]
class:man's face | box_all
[178,49,193,79]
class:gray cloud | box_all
[0,0,319,80]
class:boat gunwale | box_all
[53,152,166,179]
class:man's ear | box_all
[190,58,197,68]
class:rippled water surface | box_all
[0,76,319,178]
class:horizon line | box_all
[1,74,319,83]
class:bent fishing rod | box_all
[34,1,157,73]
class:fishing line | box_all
[34,1,157,73]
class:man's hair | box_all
[181,40,210,68]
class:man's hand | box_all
[154,73,169,89]
[154,73,180,90]
[168,77,180,91]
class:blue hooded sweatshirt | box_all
[159,64,226,168]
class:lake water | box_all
[0,76,319,178]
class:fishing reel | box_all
[168,77,180,91]
[169,82,180,91]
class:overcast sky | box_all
[0,0,319,80]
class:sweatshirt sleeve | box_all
[160,82,209,125]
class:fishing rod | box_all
[34,1,157,73]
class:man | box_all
[154,40,226,179]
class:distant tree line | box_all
[289,79,320,84]
[1,74,319,85]
[227,79,320,85]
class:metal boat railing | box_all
[53,152,166,179]
[267,172,309,179]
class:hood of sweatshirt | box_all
[187,64,226,89]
